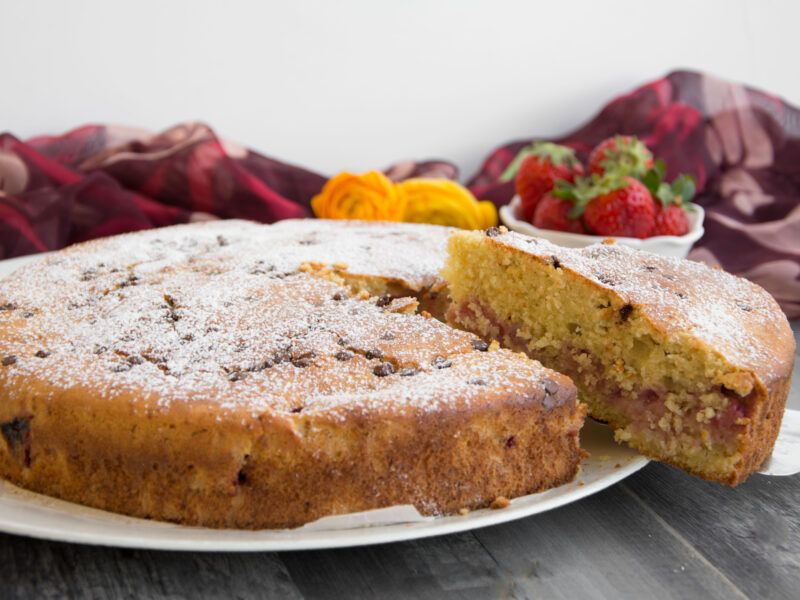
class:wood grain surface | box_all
[1,322,798,600]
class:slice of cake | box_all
[442,228,795,485]
[0,221,584,529]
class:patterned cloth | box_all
[1,70,798,317]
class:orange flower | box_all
[396,178,498,229]
[311,171,405,221]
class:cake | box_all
[0,220,584,529]
[442,227,795,485]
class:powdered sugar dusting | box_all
[269,219,451,291]
[490,231,795,381]
[0,221,561,419]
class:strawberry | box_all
[651,204,690,236]
[532,193,588,234]
[588,135,654,178]
[642,164,696,237]
[556,174,656,238]
[500,142,584,222]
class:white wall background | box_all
[2,0,798,180]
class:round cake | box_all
[0,220,584,529]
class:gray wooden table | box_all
[2,323,798,600]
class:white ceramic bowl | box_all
[499,196,705,258]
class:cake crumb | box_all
[490,496,510,509]
[358,290,370,300]
[458,507,470,516]
[614,463,621,469]
[332,262,349,270]
[489,340,500,352]
[577,481,584,486]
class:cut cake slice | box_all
[442,228,795,485]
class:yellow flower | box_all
[311,171,405,221]
[396,178,497,229]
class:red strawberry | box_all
[500,142,584,222]
[651,204,690,236]
[532,194,588,234]
[588,135,654,178]
[642,166,696,237]
[578,176,656,238]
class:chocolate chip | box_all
[470,339,489,352]
[217,235,229,247]
[431,356,452,369]
[504,436,516,449]
[674,291,687,299]
[0,302,17,311]
[379,332,396,341]
[735,301,753,312]
[399,367,418,377]
[127,355,144,365]
[543,378,559,395]
[485,227,502,237]
[332,292,347,302]
[2,355,17,366]
[110,363,131,373]
[662,273,678,281]
[21,312,34,319]
[375,295,392,307]
[337,337,351,347]
[229,371,247,382]
[334,351,353,362]
[642,264,657,272]
[0,416,31,466]
[292,357,312,368]
[273,349,292,364]
[34,350,50,358]
[467,378,487,386]
[365,348,383,360]
[548,256,562,269]
[93,345,108,355]
[80,269,98,282]
[619,304,634,321]
[166,310,181,322]
[290,406,304,413]
[182,334,195,342]
[120,275,139,288]
[372,362,395,377]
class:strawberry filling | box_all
[449,297,753,454]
